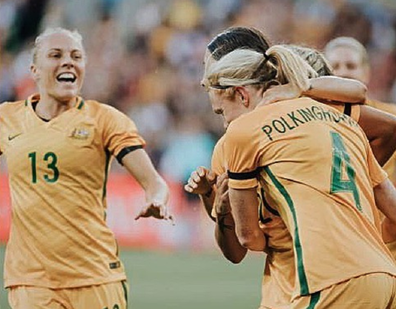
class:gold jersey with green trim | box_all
[0,94,145,289]
[224,97,396,299]
[211,135,294,308]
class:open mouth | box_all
[56,72,77,83]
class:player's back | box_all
[225,97,396,298]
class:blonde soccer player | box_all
[186,26,396,309]
[1,27,171,309]
[190,26,396,308]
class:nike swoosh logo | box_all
[8,133,22,141]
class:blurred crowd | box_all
[0,0,396,186]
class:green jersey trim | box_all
[264,165,309,295]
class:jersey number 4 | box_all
[330,132,362,211]
[28,151,59,183]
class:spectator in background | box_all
[4,0,49,53]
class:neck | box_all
[35,94,77,119]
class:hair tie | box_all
[263,52,270,62]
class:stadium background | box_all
[0,0,395,308]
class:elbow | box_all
[224,250,247,264]
[351,79,367,103]
[228,257,244,264]
[358,83,368,103]
[239,238,258,251]
[237,230,265,251]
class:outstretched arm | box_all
[122,149,172,222]
[260,76,367,105]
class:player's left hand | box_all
[135,202,174,225]
[259,83,302,106]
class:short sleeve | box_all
[211,136,226,176]
[224,120,260,190]
[101,105,146,158]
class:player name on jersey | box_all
[261,104,359,141]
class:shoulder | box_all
[0,100,26,117]
[366,99,396,116]
[225,112,263,148]
[0,100,26,109]
[83,99,129,119]
[212,135,226,163]
[213,134,226,152]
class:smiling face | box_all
[30,31,86,104]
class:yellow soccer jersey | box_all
[1,94,145,288]
[224,97,396,298]
[211,135,295,308]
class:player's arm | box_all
[229,187,266,251]
[184,166,217,221]
[358,106,396,166]
[374,179,396,243]
[214,173,247,263]
[122,148,172,221]
[260,76,367,105]
[303,76,367,103]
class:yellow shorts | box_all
[8,280,129,309]
[291,273,396,309]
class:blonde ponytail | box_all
[266,45,318,91]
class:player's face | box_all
[325,46,369,84]
[201,50,242,125]
[31,32,86,104]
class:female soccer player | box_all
[203,33,396,308]
[186,27,396,308]
[1,27,171,309]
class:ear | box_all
[30,63,39,81]
[235,86,250,107]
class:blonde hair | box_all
[285,45,333,77]
[205,45,317,92]
[324,37,369,65]
[32,27,85,64]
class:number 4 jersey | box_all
[224,97,396,299]
[0,94,145,288]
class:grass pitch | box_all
[0,245,264,309]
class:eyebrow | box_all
[48,48,82,53]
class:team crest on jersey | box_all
[70,128,90,140]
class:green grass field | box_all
[0,245,264,309]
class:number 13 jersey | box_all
[0,94,145,289]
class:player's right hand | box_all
[184,166,217,196]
